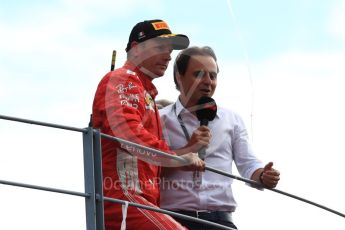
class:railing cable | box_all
[100,129,345,219]
[103,197,235,230]
[0,114,86,133]
[0,179,89,198]
[1,113,344,230]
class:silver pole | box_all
[0,179,89,198]
[82,127,97,230]
[101,132,345,219]
[205,166,345,218]
[0,114,86,133]
[93,130,105,229]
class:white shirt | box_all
[159,99,264,211]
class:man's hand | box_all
[260,162,280,188]
[180,152,205,171]
[185,126,212,152]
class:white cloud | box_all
[2,1,345,229]
[67,0,164,17]
[217,50,345,230]
[0,0,165,55]
[328,1,345,39]
[0,0,130,124]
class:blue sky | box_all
[1,0,345,229]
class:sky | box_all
[1,0,345,229]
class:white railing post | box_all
[93,129,105,229]
[82,127,97,230]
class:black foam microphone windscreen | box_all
[196,96,217,126]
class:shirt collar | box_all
[175,97,221,119]
[174,97,187,116]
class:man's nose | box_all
[163,47,172,60]
[202,73,212,84]
[163,52,171,61]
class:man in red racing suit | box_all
[92,19,204,230]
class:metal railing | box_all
[1,114,344,230]
[0,114,235,230]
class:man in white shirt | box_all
[159,46,280,229]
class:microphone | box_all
[195,96,217,159]
[196,96,217,126]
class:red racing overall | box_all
[92,61,186,230]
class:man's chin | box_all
[151,69,166,78]
[149,72,164,79]
[200,92,212,97]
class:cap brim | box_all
[158,34,190,50]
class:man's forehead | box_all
[188,55,218,72]
[190,55,216,64]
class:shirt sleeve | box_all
[232,113,264,179]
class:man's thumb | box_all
[264,162,274,171]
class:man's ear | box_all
[176,73,182,85]
[175,72,185,92]
[129,41,140,56]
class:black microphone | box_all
[195,96,217,159]
[196,96,217,126]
